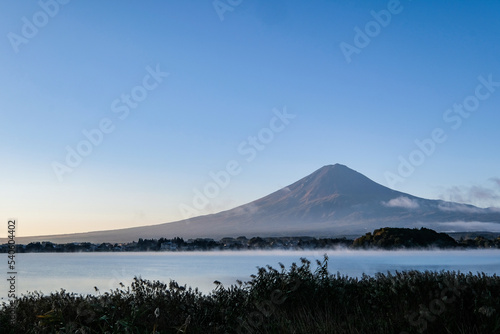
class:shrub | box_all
[1,256,499,333]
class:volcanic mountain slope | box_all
[14,164,500,243]
[207,164,500,233]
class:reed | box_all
[1,256,499,333]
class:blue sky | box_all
[1,0,500,236]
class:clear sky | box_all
[1,0,500,236]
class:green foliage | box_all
[353,227,459,249]
[1,256,499,333]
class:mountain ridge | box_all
[7,164,500,243]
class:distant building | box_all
[160,241,178,251]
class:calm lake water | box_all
[2,249,500,300]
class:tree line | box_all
[1,227,499,253]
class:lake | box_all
[2,249,500,300]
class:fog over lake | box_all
[3,249,500,300]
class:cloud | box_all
[470,185,499,201]
[383,196,420,209]
[434,221,500,233]
[490,177,500,189]
[439,180,500,208]
[232,203,259,215]
[439,186,466,203]
[437,202,484,214]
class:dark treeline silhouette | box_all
[2,227,500,253]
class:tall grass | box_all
[1,256,499,333]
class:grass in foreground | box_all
[1,256,499,333]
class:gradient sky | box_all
[1,0,500,237]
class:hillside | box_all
[10,164,500,243]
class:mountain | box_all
[11,164,500,243]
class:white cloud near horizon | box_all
[383,196,420,209]
[439,179,500,208]
[437,202,484,214]
[435,221,500,232]
[491,177,500,189]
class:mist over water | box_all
[3,249,500,299]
